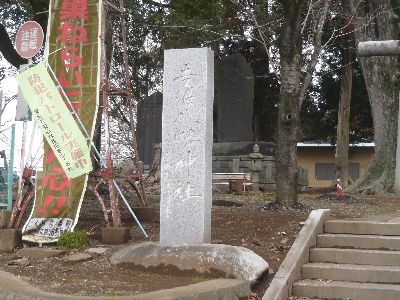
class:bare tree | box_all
[348,0,398,194]
[276,0,330,207]
[336,0,353,187]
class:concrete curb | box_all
[262,209,330,300]
[0,269,250,300]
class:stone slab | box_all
[101,227,130,245]
[110,242,268,283]
[85,247,108,254]
[63,253,93,262]
[293,279,400,300]
[137,92,163,166]
[324,220,400,235]
[388,216,400,223]
[317,233,400,250]
[215,54,253,142]
[17,248,65,258]
[310,247,400,266]
[302,262,400,283]
[8,257,30,266]
[0,229,21,253]
[160,48,214,245]
[0,210,11,229]
[0,269,250,299]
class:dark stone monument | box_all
[137,92,163,167]
[215,54,254,142]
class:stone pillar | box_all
[160,48,214,245]
[0,210,11,229]
[232,158,240,173]
[249,144,264,192]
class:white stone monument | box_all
[160,48,214,245]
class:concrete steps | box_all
[302,263,400,283]
[291,220,400,300]
[310,247,400,266]
[317,233,400,250]
[324,220,400,235]
[293,280,400,300]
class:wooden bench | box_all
[212,173,251,193]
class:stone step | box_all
[293,280,400,300]
[324,220,400,235]
[317,233,400,250]
[302,262,400,283]
[310,248,400,266]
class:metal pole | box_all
[16,121,27,204]
[7,124,15,211]
[26,123,37,167]
[43,61,148,237]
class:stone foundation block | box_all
[0,210,11,229]
[102,227,130,245]
[0,229,21,253]
[18,248,65,259]
[133,206,156,222]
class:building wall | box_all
[297,147,374,188]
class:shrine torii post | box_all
[358,40,400,195]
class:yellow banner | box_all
[16,63,92,179]
[22,0,101,243]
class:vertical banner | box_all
[23,0,101,243]
[16,63,93,179]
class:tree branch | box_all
[299,0,330,107]
[0,23,27,68]
[142,0,172,9]
[110,96,131,126]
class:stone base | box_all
[102,227,130,245]
[133,206,156,222]
[0,210,11,229]
[17,248,65,259]
[110,242,269,283]
[0,229,21,253]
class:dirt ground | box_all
[0,191,399,298]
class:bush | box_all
[57,230,89,250]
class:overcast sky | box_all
[0,65,43,174]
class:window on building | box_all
[315,163,335,180]
[315,162,360,181]
[349,163,360,181]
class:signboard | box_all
[16,63,93,178]
[15,21,44,59]
[22,0,102,243]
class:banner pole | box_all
[16,120,27,206]
[7,124,15,211]
[43,61,148,237]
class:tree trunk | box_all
[275,0,305,207]
[349,0,399,193]
[335,43,352,186]
[0,23,27,68]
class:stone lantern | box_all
[248,144,264,192]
